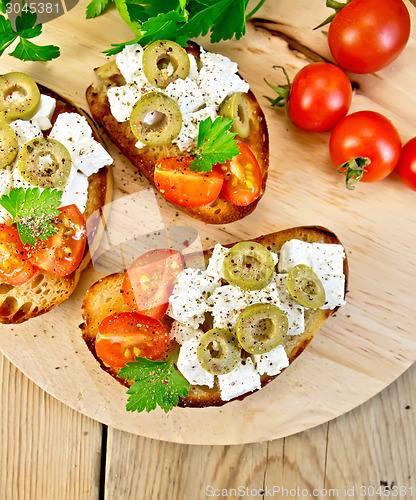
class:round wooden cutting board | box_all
[0,0,415,445]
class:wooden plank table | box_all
[1,0,415,496]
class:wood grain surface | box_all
[0,0,415,446]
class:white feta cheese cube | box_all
[116,43,145,83]
[253,344,289,376]
[9,119,42,153]
[217,358,261,402]
[177,333,215,388]
[278,239,312,272]
[107,83,144,122]
[188,53,199,80]
[174,268,217,294]
[275,274,305,336]
[170,322,202,345]
[59,167,89,213]
[31,94,56,130]
[168,290,205,327]
[50,113,113,176]
[165,77,205,115]
[320,274,347,309]
[205,243,229,283]
[309,243,346,277]
[172,106,217,151]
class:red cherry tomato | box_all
[328,0,411,74]
[396,137,416,191]
[329,111,402,187]
[95,312,170,368]
[122,249,184,319]
[154,156,224,207]
[288,62,352,132]
[28,204,87,277]
[219,140,262,206]
[0,224,37,285]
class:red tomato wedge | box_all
[219,140,262,206]
[397,137,416,191]
[0,224,37,285]
[122,249,184,319]
[95,312,170,368]
[154,156,224,207]
[27,204,87,277]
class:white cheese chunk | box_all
[209,282,282,329]
[50,112,113,176]
[107,83,144,122]
[188,53,199,80]
[320,274,347,309]
[172,106,217,151]
[170,322,202,345]
[274,274,305,336]
[115,43,145,83]
[31,94,56,130]
[205,243,229,283]
[9,119,42,153]
[12,163,33,190]
[177,333,215,388]
[253,344,289,376]
[165,77,205,115]
[60,167,89,213]
[217,358,261,401]
[308,242,346,276]
[278,239,312,272]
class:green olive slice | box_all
[223,241,275,291]
[143,40,190,88]
[130,91,182,146]
[287,264,326,308]
[18,137,71,188]
[0,72,40,122]
[0,122,17,168]
[236,303,288,355]
[220,92,250,138]
[197,328,241,375]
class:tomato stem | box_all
[337,157,371,190]
[264,66,292,123]
[314,0,352,30]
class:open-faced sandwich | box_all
[86,40,269,224]
[81,226,348,412]
[0,72,113,324]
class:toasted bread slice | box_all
[0,85,113,324]
[80,226,348,408]
[86,43,269,224]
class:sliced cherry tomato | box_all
[288,62,352,132]
[327,0,411,74]
[396,137,416,191]
[0,224,37,285]
[219,140,262,206]
[154,156,224,207]
[27,204,87,277]
[329,111,402,187]
[122,248,184,319]
[95,312,170,368]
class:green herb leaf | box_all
[86,0,111,19]
[190,116,238,173]
[0,6,60,61]
[0,187,63,245]
[135,10,189,47]
[118,352,189,413]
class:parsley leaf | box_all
[0,188,62,246]
[190,116,238,172]
[118,352,189,413]
[0,6,60,61]
[86,0,111,19]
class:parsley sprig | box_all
[0,187,62,245]
[0,2,60,61]
[190,116,239,173]
[118,352,189,413]
[85,0,267,55]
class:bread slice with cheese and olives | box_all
[80,226,348,409]
[86,40,269,224]
[0,73,113,324]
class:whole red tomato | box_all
[288,62,352,132]
[329,111,402,188]
[328,0,411,74]
[396,137,416,191]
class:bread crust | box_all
[86,43,269,224]
[0,86,113,324]
[80,226,348,408]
